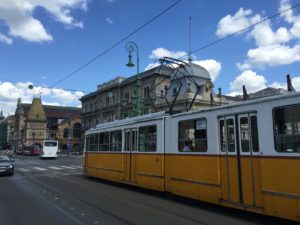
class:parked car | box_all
[0,156,14,176]
[23,145,42,156]
[16,149,23,155]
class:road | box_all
[0,155,298,225]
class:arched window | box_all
[73,123,82,138]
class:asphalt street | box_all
[0,155,298,225]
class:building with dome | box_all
[80,60,234,132]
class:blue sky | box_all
[1,0,300,116]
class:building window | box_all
[178,118,207,152]
[125,92,129,100]
[106,97,109,106]
[144,87,150,99]
[112,96,115,105]
[63,128,69,138]
[273,105,300,152]
[139,125,157,152]
[73,123,81,138]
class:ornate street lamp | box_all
[125,41,141,116]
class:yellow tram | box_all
[84,92,300,222]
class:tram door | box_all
[219,113,262,207]
[123,129,138,183]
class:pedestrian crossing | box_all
[17,165,83,173]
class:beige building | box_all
[11,97,82,151]
[80,61,234,132]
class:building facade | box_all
[80,62,233,132]
[10,97,82,151]
[0,110,7,149]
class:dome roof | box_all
[177,62,211,80]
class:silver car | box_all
[0,156,14,176]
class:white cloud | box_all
[193,59,221,82]
[216,8,260,38]
[105,17,113,24]
[269,76,300,91]
[229,70,267,95]
[250,22,291,46]
[0,0,88,43]
[269,81,286,89]
[280,0,300,39]
[228,0,300,70]
[279,0,297,23]
[0,81,84,115]
[291,76,300,90]
[149,48,187,59]
[0,33,13,44]
[237,44,300,69]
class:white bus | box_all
[40,140,58,159]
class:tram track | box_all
[26,176,135,225]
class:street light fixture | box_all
[125,41,141,116]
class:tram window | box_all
[178,118,207,152]
[110,130,122,152]
[94,133,99,151]
[227,119,235,152]
[240,116,259,152]
[90,134,95,151]
[219,120,226,152]
[274,105,300,152]
[99,132,109,151]
[251,116,259,152]
[240,117,250,152]
[125,131,130,151]
[139,125,157,152]
[219,118,235,152]
[86,135,90,151]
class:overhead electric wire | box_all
[50,0,183,89]
[188,3,300,57]
[50,1,299,91]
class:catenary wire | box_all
[50,0,183,89]
[187,3,300,57]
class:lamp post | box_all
[125,41,141,116]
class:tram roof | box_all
[171,91,300,118]
[86,91,300,134]
[87,111,168,132]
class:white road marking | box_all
[18,168,30,172]
[70,165,83,168]
[48,166,63,170]
[33,167,47,171]
[73,172,83,175]
[60,166,76,170]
